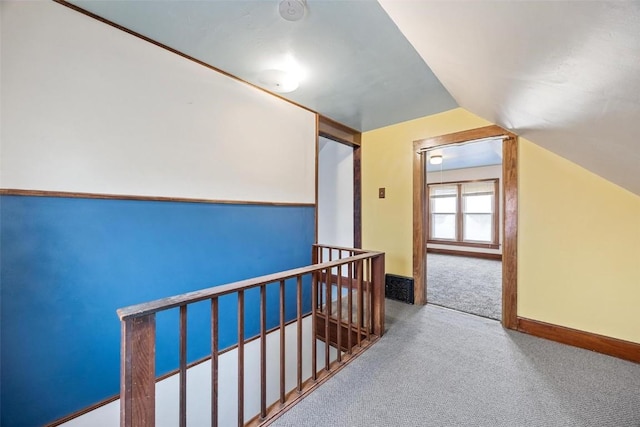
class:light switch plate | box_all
[379,188,385,198]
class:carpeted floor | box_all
[272,300,640,427]
[427,253,502,320]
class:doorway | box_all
[425,139,503,320]
[317,136,354,247]
[412,125,518,329]
[316,115,362,248]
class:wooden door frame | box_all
[317,115,362,248]
[412,125,518,329]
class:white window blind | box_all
[430,184,458,197]
[462,181,495,242]
[428,180,498,245]
[462,181,494,196]
[429,184,457,239]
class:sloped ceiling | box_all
[379,0,640,195]
[59,0,639,194]
[66,0,457,132]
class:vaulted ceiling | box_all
[379,1,640,196]
[68,0,457,132]
[65,0,640,195]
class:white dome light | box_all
[258,69,300,93]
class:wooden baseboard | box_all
[427,247,502,261]
[517,317,640,364]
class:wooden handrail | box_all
[312,243,369,254]
[117,251,381,320]
[119,245,385,427]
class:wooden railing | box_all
[118,244,385,427]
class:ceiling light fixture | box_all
[258,69,299,93]
[279,0,306,21]
[429,154,443,165]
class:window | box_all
[430,184,457,240]
[428,179,498,247]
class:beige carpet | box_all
[427,253,501,320]
[272,299,640,427]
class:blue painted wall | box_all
[0,195,315,426]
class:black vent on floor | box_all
[385,274,414,304]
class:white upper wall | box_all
[0,1,316,204]
[317,137,354,247]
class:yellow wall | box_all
[361,108,490,276]
[362,107,640,344]
[519,140,640,343]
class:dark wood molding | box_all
[413,125,518,330]
[502,137,518,330]
[52,0,317,116]
[427,247,502,261]
[0,189,314,207]
[493,179,500,249]
[353,146,362,248]
[316,115,363,248]
[517,317,640,364]
[318,115,361,147]
[46,395,120,427]
[415,125,517,150]
[412,150,427,305]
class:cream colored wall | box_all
[361,108,491,276]
[518,140,640,343]
[362,107,640,344]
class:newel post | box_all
[371,253,386,337]
[121,315,156,427]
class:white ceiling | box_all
[426,138,503,173]
[62,0,639,195]
[379,0,640,195]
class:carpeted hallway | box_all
[272,299,640,427]
[427,253,502,320]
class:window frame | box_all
[426,179,499,249]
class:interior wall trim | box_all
[353,147,362,248]
[0,189,315,207]
[413,124,518,330]
[427,247,502,261]
[517,317,640,364]
[45,394,120,427]
[317,115,363,248]
[318,115,362,147]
